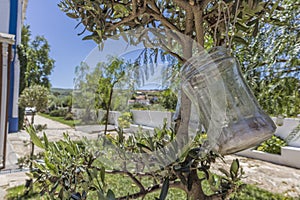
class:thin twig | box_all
[229,0,240,50]
[116,181,183,200]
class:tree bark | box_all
[104,87,114,135]
[29,113,35,170]
[186,169,206,200]
[176,3,211,200]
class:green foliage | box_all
[17,152,44,169]
[256,135,287,155]
[235,0,300,117]
[24,122,245,199]
[27,130,113,199]
[17,26,30,129]
[73,58,128,111]
[21,125,298,200]
[19,85,50,113]
[50,88,73,97]
[6,185,40,200]
[49,109,67,117]
[117,112,132,129]
[159,89,177,111]
[7,182,296,200]
[57,0,300,198]
[64,112,74,120]
[19,25,54,88]
[130,102,148,110]
[58,0,280,51]
[39,113,80,127]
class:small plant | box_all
[26,130,112,199]
[64,112,74,120]
[26,124,245,200]
[49,109,67,117]
[256,135,287,154]
[159,89,177,111]
[17,152,44,169]
[117,112,132,129]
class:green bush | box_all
[20,126,298,200]
[49,109,67,117]
[130,102,148,110]
[117,112,132,128]
[256,135,287,154]
[159,89,177,111]
[64,112,74,120]
[17,152,44,169]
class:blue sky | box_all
[25,0,96,89]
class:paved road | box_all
[0,115,299,199]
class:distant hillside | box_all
[51,88,73,97]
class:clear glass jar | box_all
[181,46,276,155]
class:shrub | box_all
[26,124,244,200]
[64,112,74,120]
[117,112,132,129]
[49,109,67,117]
[17,152,44,169]
[159,89,177,111]
[256,135,287,154]
[130,103,148,110]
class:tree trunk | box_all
[176,4,212,199]
[104,87,114,135]
[29,113,35,171]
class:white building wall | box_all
[0,43,9,163]
[0,0,10,33]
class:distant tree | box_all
[19,25,55,88]
[26,34,55,88]
[17,25,31,129]
[18,25,55,128]
[96,57,127,134]
[160,89,178,111]
[19,84,49,170]
[74,57,127,133]
[62,95,73,113]
[73,62,98,122]
[19,84,50,124]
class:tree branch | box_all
[105,169,155,177]
[146,7,182,33]
[132,0,137,15]
[173,0,191,10]
[116,181,184,200]
[193,6,204,46]
[147,0,160,13]
[126,171,146,193]
[184,7,194,36]
[107,7,147,32]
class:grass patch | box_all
[6,181,297,200]
[38,113,80,127]
[6,185,40,200]
[230,184,296,200]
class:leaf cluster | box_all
[26,128,113,199]
[19,84,50,112]
[26,122,245,199]
[20,25,55,88]
[256,135,287,155]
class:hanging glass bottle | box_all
[181,46,276,155]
